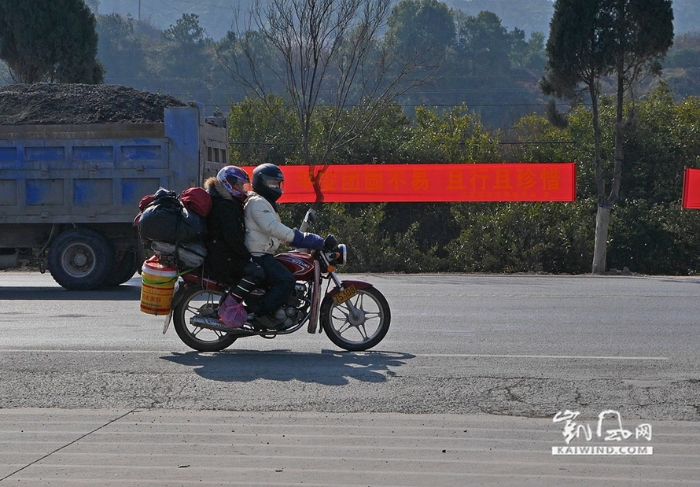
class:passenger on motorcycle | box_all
[203,166,264,328]
[244,163,325,329]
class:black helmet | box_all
[252,163,285,202]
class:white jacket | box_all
[244,193,295,255]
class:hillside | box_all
[95,0,700,41]
[94,0,254,41]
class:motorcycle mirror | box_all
[299,209,316,233]
[304,209,317,224]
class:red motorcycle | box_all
[163,213,391,353]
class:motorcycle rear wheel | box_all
[320,286,391,351]
[173,286,238,352]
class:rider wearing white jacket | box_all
[244,163,324,329]
[244,193,295,254]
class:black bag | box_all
[138,188,206,245]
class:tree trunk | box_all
[592,205,611,274]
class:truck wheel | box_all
[48,228,116,291]
[103,247,140,287]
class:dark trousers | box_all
[229,260,266,302]
[252,253,295,316]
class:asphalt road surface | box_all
[1,271,698,421]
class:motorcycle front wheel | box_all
[172,286,238,352]
[320,286,391,351]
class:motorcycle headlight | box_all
[324,234,339,251]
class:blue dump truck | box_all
[0,104,228,290]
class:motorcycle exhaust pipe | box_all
[190,316,255,336]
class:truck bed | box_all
[0,107,227,225]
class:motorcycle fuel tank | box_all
[276,251,315,279]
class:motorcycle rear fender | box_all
[326,280,374,297]
[170,281,187,310]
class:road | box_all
[0,271,698,420]
[1,271,700,486]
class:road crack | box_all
[0,409,139,482]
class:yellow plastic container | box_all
[140,256,178,315]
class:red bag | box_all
[134,193,156,225]
[180,187,212,217]
[138,194,156,211]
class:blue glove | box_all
[291,229,325,249]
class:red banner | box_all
[683,168,700,209]
[240,163,576,203]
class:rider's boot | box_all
[253,307,287,330]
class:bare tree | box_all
[218,0,442,204]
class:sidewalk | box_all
[1,409,699,486]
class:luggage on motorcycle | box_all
[140,255,178,315]
[180,187,212,217]
[150,241,207,269]
[138,188,206,245]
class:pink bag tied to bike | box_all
[218,294,246,328]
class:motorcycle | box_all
[161,210,391,353]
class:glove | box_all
[323,234,338,251]
[291,229,325,249]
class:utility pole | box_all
[138,0,141,21]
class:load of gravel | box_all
[0,83,187,125]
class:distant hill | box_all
[94,0,254,40]
[94,0,700,41]
[447,0,700,36]
[446,0,553,35]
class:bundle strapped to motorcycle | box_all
[136,187,211,272]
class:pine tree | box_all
[541,0,673,273]
[0,0,104,83]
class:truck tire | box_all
[48,228,116,291]
[103,247,140,287]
